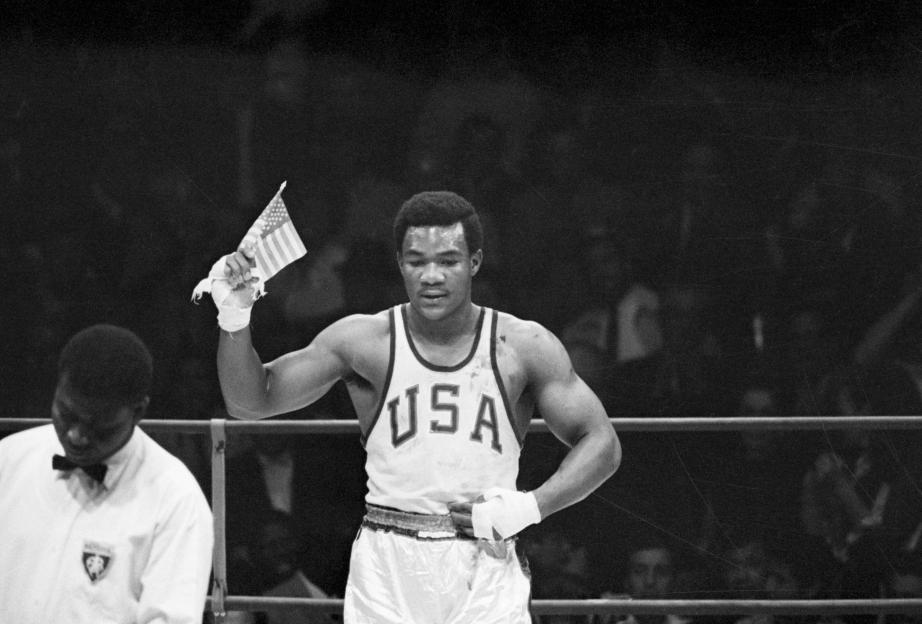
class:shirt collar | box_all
[54,427,141,492]
[99,427,140,490]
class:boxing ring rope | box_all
[4,415,922,620]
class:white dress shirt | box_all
[0,424,214,624]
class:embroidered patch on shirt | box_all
[82,541,114,582]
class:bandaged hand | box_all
[470,488,541,540]
[191,248,264,332]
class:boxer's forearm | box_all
[532,422,620,520]
[217,326,272,420]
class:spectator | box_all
[692,371,816,561]
[839,166,922,334]
[253,509,337,624]
[606,279,726,420]
[705,538,807,624]
[877,550,922,624]
[226,432,363,596]
[797,362,922,624]
[525,523,595,624]
[146,351,223,490]
[566,339,613,407]
[562,224,662,369]
[503,104,600,327]
[648,141,742,294]
[594,531,693,624]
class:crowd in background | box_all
[3,22,922,624]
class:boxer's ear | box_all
[470,249,483,276]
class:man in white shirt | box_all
[0,323,214,624]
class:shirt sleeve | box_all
[136,484,214,624]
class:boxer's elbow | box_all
[600,423,622,478]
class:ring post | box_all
[210,418,228,623]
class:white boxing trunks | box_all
[342,504,532,624]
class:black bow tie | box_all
[52,454,108,484]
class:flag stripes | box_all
[240,181,307,281]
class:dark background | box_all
[3,1,920,72]
[4,0,922,612]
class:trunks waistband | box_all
[362,504,466,540]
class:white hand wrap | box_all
[215,299,253,333]
[191,257,264,332]
[471,487,541,540]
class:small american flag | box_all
[240,181,307,281]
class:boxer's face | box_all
[398,222,481,322]
[51,375,145,466]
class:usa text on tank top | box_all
[363,304,524,514]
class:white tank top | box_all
[363,304,524,514]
